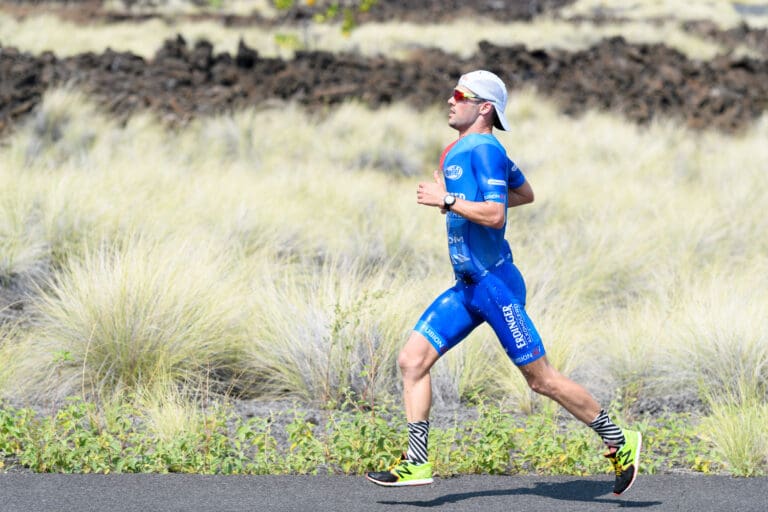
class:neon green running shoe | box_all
[605,429,642,495]
[365,455,433,487]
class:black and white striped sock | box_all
[406,421,430,464]
[588,409,625,448]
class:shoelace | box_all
[388,455,407,472]
[608,455,622,476]
[605,448,622,476]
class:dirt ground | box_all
[1,1,768,135]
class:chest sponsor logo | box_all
[444,165,463,180]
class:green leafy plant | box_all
[324,399,403,473]
[0,398,734,476]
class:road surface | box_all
[1,474,765,512]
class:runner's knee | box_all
[524,365,563,398]
[397,339,436,379]
[527,374,556,397]
[398,348,429,378]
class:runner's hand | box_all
[417,171,447,208]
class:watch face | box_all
[445,195,455,205]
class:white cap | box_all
[457,70,510,131]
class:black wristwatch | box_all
[443,194,456,210]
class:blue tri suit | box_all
[413,134,546,366]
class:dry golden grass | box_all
[2,88,767,411]
[2,0,765,59]
[1,0,767,467]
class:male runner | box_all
[365,70,641,495]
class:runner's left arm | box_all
[507,158,534,208]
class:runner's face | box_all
[448,87,484,132]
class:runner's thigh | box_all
[472,274,545,366]
[414,284,483,356]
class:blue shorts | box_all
[413,261,545,366]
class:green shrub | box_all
[0,398,729,476]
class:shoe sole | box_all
[614,432,642,496]
[365,474,433,487]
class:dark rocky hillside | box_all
[1,0,767,134]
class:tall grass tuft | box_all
[669,262,768,405]
[10,236,253,401]
[134,382,207,443]
[702,397,768,476]
[0,321,24,393]
[0,186,50,288]
[244,256,415,405]
[19,88,104,169]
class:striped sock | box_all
[588,409,625,448]
[406,421,430,464]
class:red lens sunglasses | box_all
[453,89,484,102]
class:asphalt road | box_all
[1,474,766,512]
